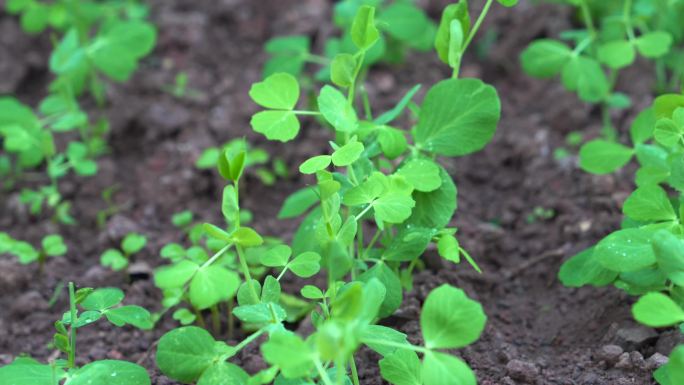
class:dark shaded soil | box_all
[0,0,676,384]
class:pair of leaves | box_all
[63,288,153,330]
[100,233,147,271]
[249,73,301,142]
[0,357,150,385]
[597,32,673,69]
[260,245,322,278]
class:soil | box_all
[0,0,676,384]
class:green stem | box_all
[347,51,366,106]
[293,110,323,116]
[305,54,331,65]
[194,307,206,328]
[236,244,260,303]
[201,244,233,269]
[314,357,335,385]
[363,230,383,258]
[623,0,636,41]
[462,0,495,52]
[67,282,77,368]
[360,86,373,120]
[229,327,267,356]
[361,339,431,354]
[350,355,361,385]
[579,0,597,38]
[227,299,235,340]
[354,203,374,222]
[211,305,221,336]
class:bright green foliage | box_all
[558,92,684,384]
[0,283,152,385]
[520,0,684,137]
[100,232,147,272]
[196,139,287,186]
[155,2,508,384]
[0,232,67,269]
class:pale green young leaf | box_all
[156,326,219,383]
[82,288,124,311]
[249,73,299,110]
[105,305,153,330]
[397,158,442,192]
[595,229,656,272]
[579,140,634,174]
[597,40,635,69]
[0,357,63,385]
[407,167,457,229]
[189,266,240,309]
[652,231,684,286]
[237,280,262,306]
[222,185,239,224]
[343,172,386,206]
[232,227,263,247]
[100,249,128,271]
[379,349,422,385]
[378,3,433,48]
[374,192,415,224]
[561,56,610,102]
[289,251,321,278]
[261,331,313,379]
[361,325,410,357]
[301,285,325,299]
[233,302,286,324]
[337,217,357,246]
[278,188,319,219]
[251,110,300,142]
[414,78,500,156]
[351,5,379,50]
[635,31,673,58]
[438,234,460,263]
[42,234,66,256]
[383,227,433,262]
[172,308,196,325]
[318,85,358,132]
[331,53,356,87]
[422,351,476,385]
[261,245,292,267]
[331,139,364,166]
[90,21,157,81]
[632,292,684,327]
[421,285,486,349]
[262,275,281,304]
[623,185,676,222]
[447,20,464,69]
[520,39,572,78]
[667,346,684,384]
[67,360,150,385]
[299,155,332,174]
[374,85,421,125]
[196,362,248,385]
[558,248,618,287]
[122,233,147,255]
[154,260,200,289]
[630,107,656,144]
[358,262,402,318]
[377,126,408,159]
[434,3,470,65]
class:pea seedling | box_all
[521,0,683,138]
[154,1,518,384]
[0,232,67,273]
[0,283,153,385]
[100,233,148,272]
[558,92,684,383]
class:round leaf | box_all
[420,285,486,349]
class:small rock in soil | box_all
[506,359,539,383]
[614,353,631,369]
[646,352,669,370]
[141,101,192,140]
[615,325,658,350]
[105,215,141,242]
[596,344,623,365]
[656,330,684,355]
[10,291,48,318]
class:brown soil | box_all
[0,0,675,384]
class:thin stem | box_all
[210,305,221,336]
[230,327,267,356]
[201,244,232,269]
[354,203,374,222]
[305,54,331,65]
[579,0,597,38]
[360,86,373,120]
[67,282,77,368]
[194,307,206,328]
[226,299,235,340]
[623,0,636,41]
[462,0,495,52]
[350,355,361,385]
[293,110,323,116]
[347,51,366,106]
[314,357,335,385]
[236,244,260,303]
[363,230,383,258]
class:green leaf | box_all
[261,245,292,267]
[332,139,364,166]
[105,305,153,330]
[377,126,408,159]
[318,85,358,132]
[264,35,310,77]
[262,331,313,379]
[379,349,422,385]
[67,360,150,385]
[407,166,457,229]
[597,40,635,69]
[561,56,610,102]
[520,39,572,78]
[278,188,319,219]
[100,249,128,271]
[222,185,239,224]
[251,110,300,142]
[358,263,402,318]
[414,78,500,156]
[497,0,518,6]
[301,285,325,299]
[172,308,196,325]
[438,234,460,264]
[122,233,147,255]
[379,3,433,48]
[635,31,673,58]
[262,275,281,304]
[189,266,240,310]
[434,3,470,65]
[623,185,676,222]
[654,117,683,147]
[595,229,656,272]
[421,285,486,349]
[579,140,634,174]
[374,84,421,125]
[197,362,248,385]
[383,227,433,262]
[652,231,684,286]
[422,351,476,385]
[154,260,200,289]
[558,248,618,287]
[299,155,332,174]
[249,73,299,110]
[374,192,415,224]
[331,53,356,87]
[0,357,63,385]
[630,107,656,144]
[289,252,321,278]
[90,21,157,81]
[233,302,286,324]
[351,5,380,50]
[82,288,124,311]
[361,325,410,356]
[232,227,263,247]
[632,292,684,327]
[396,159,442,192]
[42,234,66,256]
[667,346,684,384]
[156,326,219,383]
[237,280,262,306]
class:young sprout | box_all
[0,232,67,273]
[100,233,148,272]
